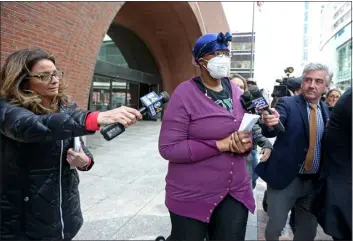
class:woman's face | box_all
[28,59,61,99]
[326,90,341,107]
[231,77,245,94]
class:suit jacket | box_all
[255,94,330,190]
[312,88,352,240]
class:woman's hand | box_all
[229,131,253,154]
[216,135,232,152]
[97,106,143,127]
[67,148,90,168]
[259,148,272,162]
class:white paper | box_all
[73,137,81,152]
[71,137,81,169]
[238,113,261,132]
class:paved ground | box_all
[256,179,332,240]
[74,121,331,240]
[74,121,257,240]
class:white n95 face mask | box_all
[204,55,231,79]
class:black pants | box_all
[168,195,249,241]
[332,236,351,241]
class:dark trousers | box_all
[265,176,318,241]
[168,195,249,241]
[332,237,350,241]
[251,150,259,188]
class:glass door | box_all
[89,74,111,111]
[110,78,127,109]
[127,82,139,109]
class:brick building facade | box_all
[0,2,229,109]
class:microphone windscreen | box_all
[248,85,262,98]
[160,91,170,103]
[242,91,253,101]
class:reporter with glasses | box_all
[0,48,142,240]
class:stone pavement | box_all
[74,121,331,240]
[74,121,257,240]
[256,179,332,240]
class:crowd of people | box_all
[0,32,351,241]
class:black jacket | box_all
[252,123,273,150]
[312,88,352,240]
[0,99,95,240]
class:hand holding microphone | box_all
[100,91,170,141]
[261,108,280,127]
[97,106,143,127]
[241,85,285,132]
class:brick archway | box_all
[0,2,229,108]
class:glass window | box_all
[231,60,251,69]
[111,80,127,108]
[304,38,308,48]
[305,1,309,9]
[89,74,127,111]
[231,42,253,51]
[304,11,308,22]
[231,43,243,50]
[333,9,352,31]
[303,50,308,61]
[97,41,128,67]
[336,41,352,90]
[90,75,112,111]
[304,24,308,34]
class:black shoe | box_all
[155,236,166,241]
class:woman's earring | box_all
[23,89,34,94]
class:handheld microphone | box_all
[100,91,170,141]
[241,85,285,132]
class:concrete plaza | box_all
[74,121,330,240]
[74,121,257,240]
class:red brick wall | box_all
[0,2,122,109]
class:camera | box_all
[271,67,302,98]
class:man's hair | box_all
[302,63,331,84]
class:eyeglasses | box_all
[207,51,233,58]
[28,71,64,82]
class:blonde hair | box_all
[0,48,69,114]
[231,73,248,91]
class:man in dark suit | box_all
[256,63,331,240]
[312,87,352,241]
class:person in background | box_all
[231,74,273,189]
[0,49,142,240]
[257,63,330,241]
[263,76,303,233]
[312,87,352,241]
[158,32,254,241]
[246,79,257,88]
[325,88,341,111]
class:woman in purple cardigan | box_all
[158,32,255,241]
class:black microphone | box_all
[100,91,170,141]
[241,85,285,132]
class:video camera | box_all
[271,67,302,98]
